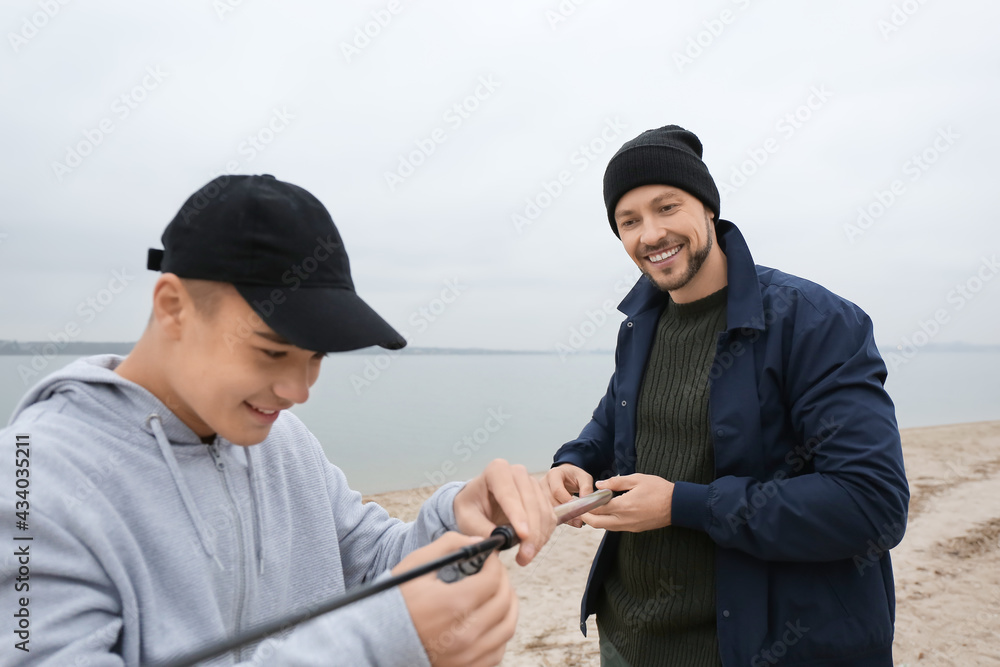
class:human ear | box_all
[151,274,189,341]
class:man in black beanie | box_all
[544,125,908,667]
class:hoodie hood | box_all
[11,354,203,443]
[12,354,265,573]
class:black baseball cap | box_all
[147,174,406,352]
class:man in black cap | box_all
[543,126,908,666]
[1,174,555,666]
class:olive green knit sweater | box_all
[596,286,727,667]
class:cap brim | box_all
[235,284,407,353]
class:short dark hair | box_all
[181,278,226,318]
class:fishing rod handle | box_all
[435,489,614,584]
[437,525,518,583]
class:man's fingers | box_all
[448,583,517,667]
[502,463,539,561]
[514,474,557,566]
[456,510,498,541]
[446,552,510,623]
[574,469,594,496]
[467,585,518,666]
[547,464,594,500]
[394,532,481,574]
[542,465,596,529]
[475,461,557,566]
[585,494,625,517]
[486,460,530,539]
[535,475,558,543]
[463,555,512,626]
[415,553,513,666]
[545,472,574,505]
[433,531,483,551]
[595,473,639,492]
[580,511,616,530]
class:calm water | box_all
[2,351,998,494]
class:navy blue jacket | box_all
[553,220,908,666]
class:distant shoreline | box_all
[0,341,592,356]
[1,340,999,356]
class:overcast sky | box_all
[2,0,998,352]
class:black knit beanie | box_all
[602,125,720,237]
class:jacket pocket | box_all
[765,560,892,662]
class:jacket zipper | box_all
[208,441,249,663]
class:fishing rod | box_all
[153,488,613,667]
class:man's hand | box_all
[396,532,516,667]
[580,473,674,532]
[541,463,594,528]
[453,459,557,566]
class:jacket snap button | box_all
[621,400,627,407]
[626,322,633,328]
[716,429,724,437]
[723,610,730,618]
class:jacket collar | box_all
[617,219,766,331]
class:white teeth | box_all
[650,246,681,262]
[250,405,276,415]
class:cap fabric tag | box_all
[147,248,164,271]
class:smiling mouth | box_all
[647,245,682,263]
[246,402,284,416]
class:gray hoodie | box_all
[0,355,463,666]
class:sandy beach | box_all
[363,420,1000,666]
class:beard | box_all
[642,214,714,293]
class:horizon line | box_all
[1,339,1000,355]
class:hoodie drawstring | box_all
[244,447,266,576]
[147,413,224,571]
